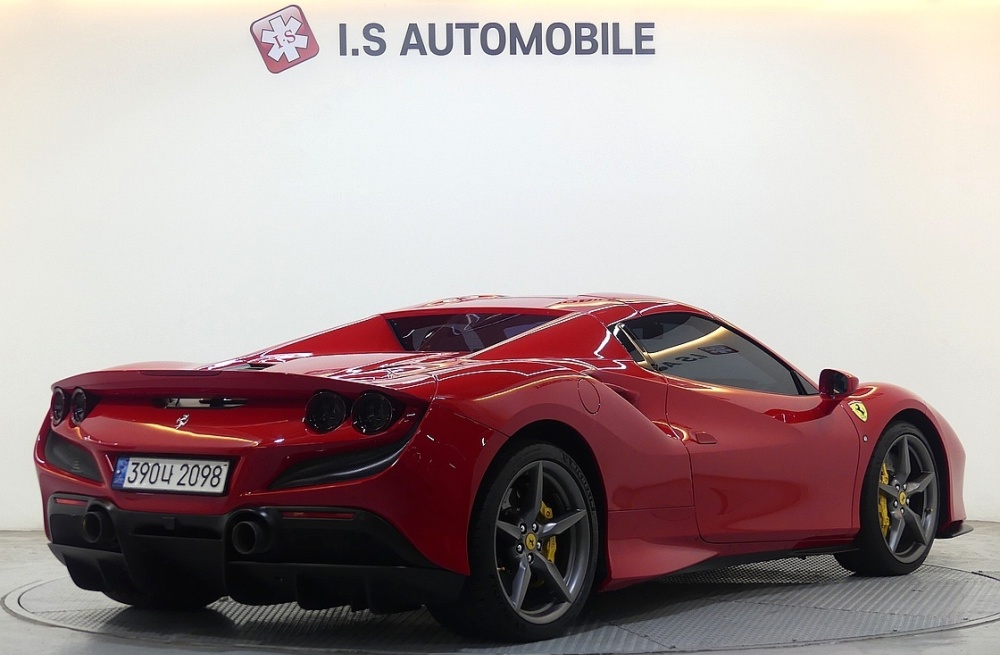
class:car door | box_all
[621,312,861,544]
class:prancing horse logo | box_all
[175,414,190,429]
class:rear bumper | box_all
[37,403,503,576]
[47,494,464,612]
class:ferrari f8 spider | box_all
[35,294,969,640]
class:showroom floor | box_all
[3,523,999,655]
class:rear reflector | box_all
[53,497,88,507]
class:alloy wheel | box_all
[493,459,592,624]
[876,431,939,563]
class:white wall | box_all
[2,1,997,529]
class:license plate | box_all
[112,456,230,495]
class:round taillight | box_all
[51,388,67,424]
[71,388,89,424]
[352,392,398,435]
[304,391,347,433]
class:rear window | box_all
[388,313,555,352]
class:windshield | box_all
[388,313,555,352]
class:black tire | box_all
[103,585,219,610]
[428,441,599,641]
[836,421,939,576]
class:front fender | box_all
[844,383,966,532]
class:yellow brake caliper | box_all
[878,463,890,536]
[540,501,557,563]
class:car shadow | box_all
[91,555,858,650]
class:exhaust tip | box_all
[81,509,113,545]
[231,519,269,555]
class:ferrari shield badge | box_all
[849,401,868,422]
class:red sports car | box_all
[35,294,970,641]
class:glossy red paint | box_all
[669,378,862,544]
[35,294,968,605]
[841,382,967,532]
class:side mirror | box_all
[819,369,859,398]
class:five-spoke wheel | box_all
[429,441,598,641]
[836,421,939,576]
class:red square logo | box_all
[250,5,320,74]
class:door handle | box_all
[692,431,718,445]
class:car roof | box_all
[386,294,713,323]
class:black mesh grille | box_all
[269,435,412,490]
[44,432,103,482]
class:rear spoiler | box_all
[53,368,422,403]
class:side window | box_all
[623,313,802,395]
